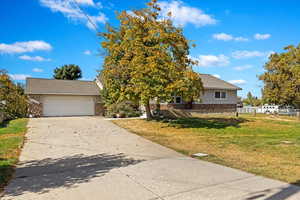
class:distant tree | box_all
[99,0,203,119]
[243,92,262,106]
[259,44,300,108]
[0,70,28,119]
[53,64,82,80]
[252,97,262,107]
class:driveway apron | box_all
[2,117,300,200]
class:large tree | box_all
[0,70,28,119]
[259,44,300,108]
[53,64,82,80]
[99,0,203,119]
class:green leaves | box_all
[53,64,82,80]
[0,70,28,119]
[260,44,300,108]
[100,0,203,118]
[243,92,262,106]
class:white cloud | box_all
[232,50,271,59]
[83,50,91,55]
[228,79,247,85]
[75,0,95,6]
[158,1,216,27]
[19,55,51,62]
[233,65,253,71]
[0,40,52,54]
[39,0,107,29]
[213,33,233,41]
[192,54,230,67]
[213,33,248,42]
[234,37,249,42]
[254,33,271,40]
[212,74,221,79]
[32,68,44,72]
[86,13,107,30]
[9,74,31,81]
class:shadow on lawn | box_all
[4,153,144,197]
[159,117,249,129]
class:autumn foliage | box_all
[0,70,28,120]
[260,44,300,108]
[99,0,203,118]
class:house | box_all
[157,74,242,113]
[26,74,241,117]
[25,78,103,117]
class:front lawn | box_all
[114,114,300,185]
[0,118,28,191]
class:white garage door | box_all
[43,95,95,116]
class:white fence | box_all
[237,107,299,116]
[237,107,261,114]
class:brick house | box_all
[156,74,242,113]
[25,74,241,117]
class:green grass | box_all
[0,118,28,191]
[114,114,300,185]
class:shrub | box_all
[106,101,141,118]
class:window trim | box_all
[214,91,227,100]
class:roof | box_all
[25,78,100,95]
[199,74,242,90]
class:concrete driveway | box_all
[2,117,300,200]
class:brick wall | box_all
[156,103,237,113]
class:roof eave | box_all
[26,92,100,96]
[204,87,242,90]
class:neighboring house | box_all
[156,74,242,113]
[25,78,103,117]
[25,74,241,117]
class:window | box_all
[175,96,182,104]
[221,92,226,99]
[169,96,182,104]
[215,91,226,99]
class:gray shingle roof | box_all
[25,78,100,95]
[199,74,242,90]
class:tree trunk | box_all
[156,99,161,115]
[145,101,152,120]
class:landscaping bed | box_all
[0,119,28,191]
[113,114,300,186]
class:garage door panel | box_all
[43,95,95,116]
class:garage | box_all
[43,95,95,117]
[25,78,102,117]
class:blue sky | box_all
[1,0,299,97]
